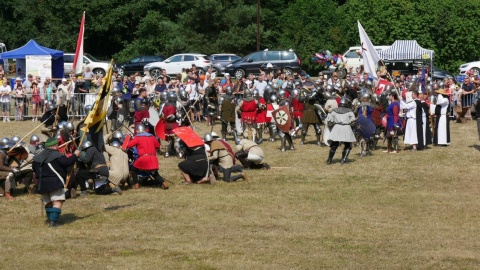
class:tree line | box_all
[1,0,479,74]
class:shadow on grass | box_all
[104,204,133,211]
[61,213,95,225]
[468,145,480,151]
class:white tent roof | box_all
[378,40,434,60]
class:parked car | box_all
[115,55,165,76]
[224,49,302,80]
[384,60,455,82]
[459,61,480,76]
[342,45,390,74]
[143,53,210,78]
[64,53,109,76]
[206,54,241,75]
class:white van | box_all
[342,45,390,73]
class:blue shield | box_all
[355,114,376,140]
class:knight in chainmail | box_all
[326,96,357,164]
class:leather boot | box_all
[316,134,321,146]
[300,134,305,145]
[326,148,336,164]
[280,137,286,152]
[221,131,227,140]
[341,149,351,164]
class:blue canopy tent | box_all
[0,39,64,79]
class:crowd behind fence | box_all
[0,93,100,120]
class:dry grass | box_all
[1,119,480,269]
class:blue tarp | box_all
[0,39,64,79]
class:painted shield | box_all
[272,105,292,133]
[173,126,204,148]
[355,114,376,140]
[122,133,132,151]
[148,107,160,127]
[155,119,166,140]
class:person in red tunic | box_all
[133,98,150,134]
[253,89,267,144]
[162,92,179,157]
[126,124,168,189]
[235,89,258,141]
[291,88,305,137]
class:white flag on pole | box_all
[358,21,380,80]
[72,12,85,75]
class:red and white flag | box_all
[358,21,380,80]
[72,12,85,75]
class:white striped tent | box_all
[378,40,434,60]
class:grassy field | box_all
[1,119,480,269]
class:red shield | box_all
[272,105,292,133]
[122,133,132,151]
[155,119,166,140]
[173,127,204,148]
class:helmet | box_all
[136,124,146,133]
[115,96,123,104]
[112,131,124,141]
[438,81,444,88]
[286,81,293,89]
[47,103,57,112]
[292,88,300,97]
[203,133,213,143]
[79,140,93,151]
[225,86,233,95]
[253,89,260,99]
[167,91,177,103]
[141,98,150,105]
[326,84,334,92]
[30,134,40,145]
[64,122,75,132]
[110,141,122,148]
[0,137,11,150]
[323,91,332,100]
[340,96,351,108]
[433,83,440,90]
[36,142,45,152]
[371,93,379,103]
[264,85,274,96]
[160,91,168,102]
[178,89,188,101]
[11,136,22,145]
[269,94,279,103]
[112,87,120,95]
[272,83,280,91]
[278,89,286,99]
[361,92,371,101]
[244,89,253,98]
[365,80,373,90]
[84,104,93,114]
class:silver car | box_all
[143,53,211,78]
